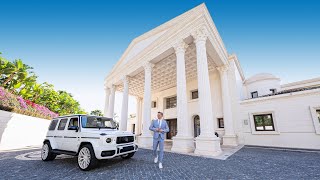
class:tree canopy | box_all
[0,52,86,117]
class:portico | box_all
[104,4,238,156]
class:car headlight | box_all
[106,138,112,143]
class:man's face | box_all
[157,113,163,119]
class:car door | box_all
[63,116,80,152]
[55,118,68,150]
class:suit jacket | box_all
[149,119,170,140]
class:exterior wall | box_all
[281,77,320,90]
[239,89,320,149]
[245,79,281,98]
[0,110,51,150]
[149,70,225,138]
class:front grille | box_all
[119,146,134,153]
[116,136,134,144]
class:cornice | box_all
[240,88,320,105]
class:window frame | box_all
[253,114,275,131]
[270,88,277,94]
[217,118,224,129]
[165,96,177,109]
[251,91,258,98]
[249,110,279,135]
[309,105,320,135]
[48,119,59,131]
[57,118,68,131]
[67,116,79,130]
[191,90,199,100]
[151,101,157,108]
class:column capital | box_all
[173,39,188,54]
[122,75,130,84]
[104,86,110,94]
[143,62,155,73]
[192,26,209,44]
[216,64,229,73]
[135,96,142,101]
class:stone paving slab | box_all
[0,147,319,179]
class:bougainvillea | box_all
[0,87,58,119]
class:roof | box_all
[244,73,280,85]
[246,85,320,100]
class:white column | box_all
[107,84,116,118]
[135,97,142,135]
[217,65,238,146]
[171,39,195,153]
[103,87,110,117]
[137,62,154,147]
[120,76,129,131]
[192,27,222,156]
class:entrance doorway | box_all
[194,115,200,137]
[166,119,177,139]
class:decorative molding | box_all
[143,62,154,73]
[173,39,188,54]
[191,26,209,44]
[216,65,229,73]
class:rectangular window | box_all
[48,119,58,131]
[57,118,68,130]
[217,118,224,128]
[317,110,320,123]
[270,89,277,94]
[68,117,79,129]
[251,91,258,98]
[165,96,177,109]
[253,114,275,131]
[151,101,157,108]
[191,90,198,99]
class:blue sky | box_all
[1,0,319,115]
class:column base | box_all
[222,135,238,146]
[194,135,222,156]
[171,136,195,153]
[137,135,153,148]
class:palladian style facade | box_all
[104,4,320,156]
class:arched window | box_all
[194,115,200,137]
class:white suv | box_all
[41,114,138,170]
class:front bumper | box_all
[94,143,138,159]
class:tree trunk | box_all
[2,72,16,87]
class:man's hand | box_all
[156,128,163,132]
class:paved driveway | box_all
[0,147,319,179]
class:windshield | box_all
[81,116,116,129]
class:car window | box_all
[57,118,68,130]
[68,117,79,129]
[48,119,58,130]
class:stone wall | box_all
[0,110,51,150]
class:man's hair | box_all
[157,111,163,116]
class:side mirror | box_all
[68,126,79,132]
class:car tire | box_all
[78,144,98,171]
[41,142,56,161]
[120,152,135,159]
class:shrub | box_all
[0,87,58,119]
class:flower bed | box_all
[0,87,58,119]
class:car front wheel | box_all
[78,144,98,171]
[121,152,135,159]
[41,142,56,161]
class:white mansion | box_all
[104,4,320,156]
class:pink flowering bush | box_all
[0,87,58,119]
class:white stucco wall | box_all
[150,70,225,138]
[239,89,320,149]
[0,110,51,150]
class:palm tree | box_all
[1,59,32,87]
